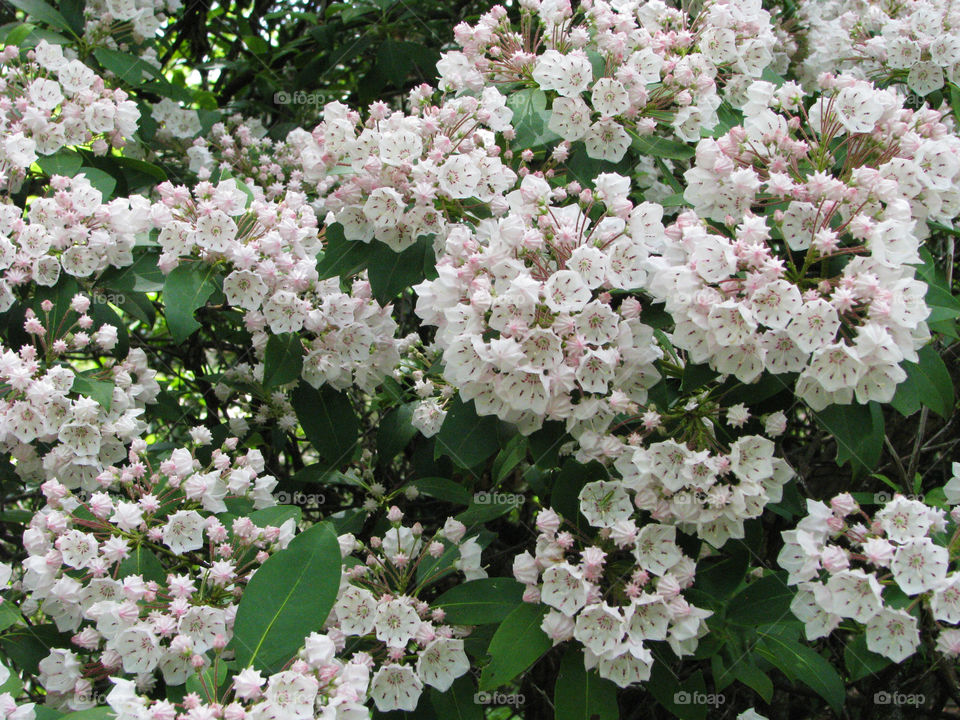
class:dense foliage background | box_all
[0,1,958,719]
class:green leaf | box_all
[693,541,749,600]
[72,373,113,411]
[7,0,73,33]
[434,578,525,625]
[162,263,219,342]
[93,47,160,85]
[231,522,342,672]
[554,646,620,720]
[844,633,891,682]
[316,223,374,280]
[60,709,116,720]
[756,628,845,713]
[78,167,116,200]
[412,477,473,505]
[262,333,304,389]
[508,89,560,149]
[117,545,166,584]
[431,676,483,720]
[726,573,794,625]
[629,132,694,160]
[479,603,550,690]
[492,434,526,484]
[377,403,418,465]
[291,384,359,469]
[891,344,955,418]
[36,149,82,177]
[435,396,500,469]
[647,663,709,720]
[0,602,22,633]
[367,236,435,305]
[733,661,773,703]
[0,624,72,675]
[98,248,165,292]
[814,401,884,474]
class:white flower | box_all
[584,119,630,163]
[543,270,591,313]
[438,155,481,199]
[634,524,682,576]
[161,510,205,555]
[548,96,592,141]
[263,671,319,720]
[573,603,625,655]
[179,606,226,653]
[821,570,883,622]
[112,626,160,674]
[540,563,589,615]
[591,78,630,116]
[865,607,920,662]
[416,637,470,691]
[578,481,633,528]
[625,593,670,642]
[876,496,933,543]
[374,598,421,648]
[891,537,948,595]
[370,664,423,712]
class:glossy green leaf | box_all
[435,396,500,469]
[814,401,884,474]
[72,373,113,411]
[36,149,82,177]
[162,263,219,342]
[262,333,304,389]
[554,646,620,720]
[756,628,845,713]
[434,578,525,625]
[891,344,955,418]
[291,384,359,468]
[377,403,418,465]
[367,236,435,305]
[231,522,341,672]
[431,676,483,720]
[316,223,374,280]
[7,0,73,33]
[478,603,550,690]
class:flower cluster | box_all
[414,171,663,437]
[106,630,372,720]
[512,508,712,687]
[2,173,151,292]
[0,337,157,490]
[150,98,202,140]
[189,115,292,196]
[439,0,779,149]
[327,510,484,712]
[0,41,140,192]
[150,178,400,392]
[646,75,951,409]
[290,92,517,252]
[21,437,289,711]
[612,433,795,547]
[777,480,960,662]
[80,0,180,47]
[799,0,960,96]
